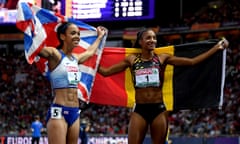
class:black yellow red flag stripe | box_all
[91,39,226,111]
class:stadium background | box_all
[0,0,240,144]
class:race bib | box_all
[135,68,160,87]
[51,107,62,119]
[66,66,81,85]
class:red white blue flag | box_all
[16,2,107,102]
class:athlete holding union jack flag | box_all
[41,22,106,144]
[16,2,107,144]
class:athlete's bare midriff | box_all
[135,87,163,104]
[52,88,79,107]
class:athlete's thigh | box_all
[128,112,148,144]
[150,111,168,144]
[67,117,80,144]
[47,118,68,144]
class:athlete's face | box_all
[62,24,80,49]
[139,30,157,51]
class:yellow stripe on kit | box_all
[155,46,175,111]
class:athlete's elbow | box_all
[97,67,108,77]
[100,73,109,77]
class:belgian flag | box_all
[91,39,226,111]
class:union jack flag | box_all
[16,2,107,102]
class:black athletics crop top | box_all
[132,54,166,88]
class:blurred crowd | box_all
[0,0,240,137]
[162,0,240,28]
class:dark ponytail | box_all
[56,22,73,49]
[132,28,149,48]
